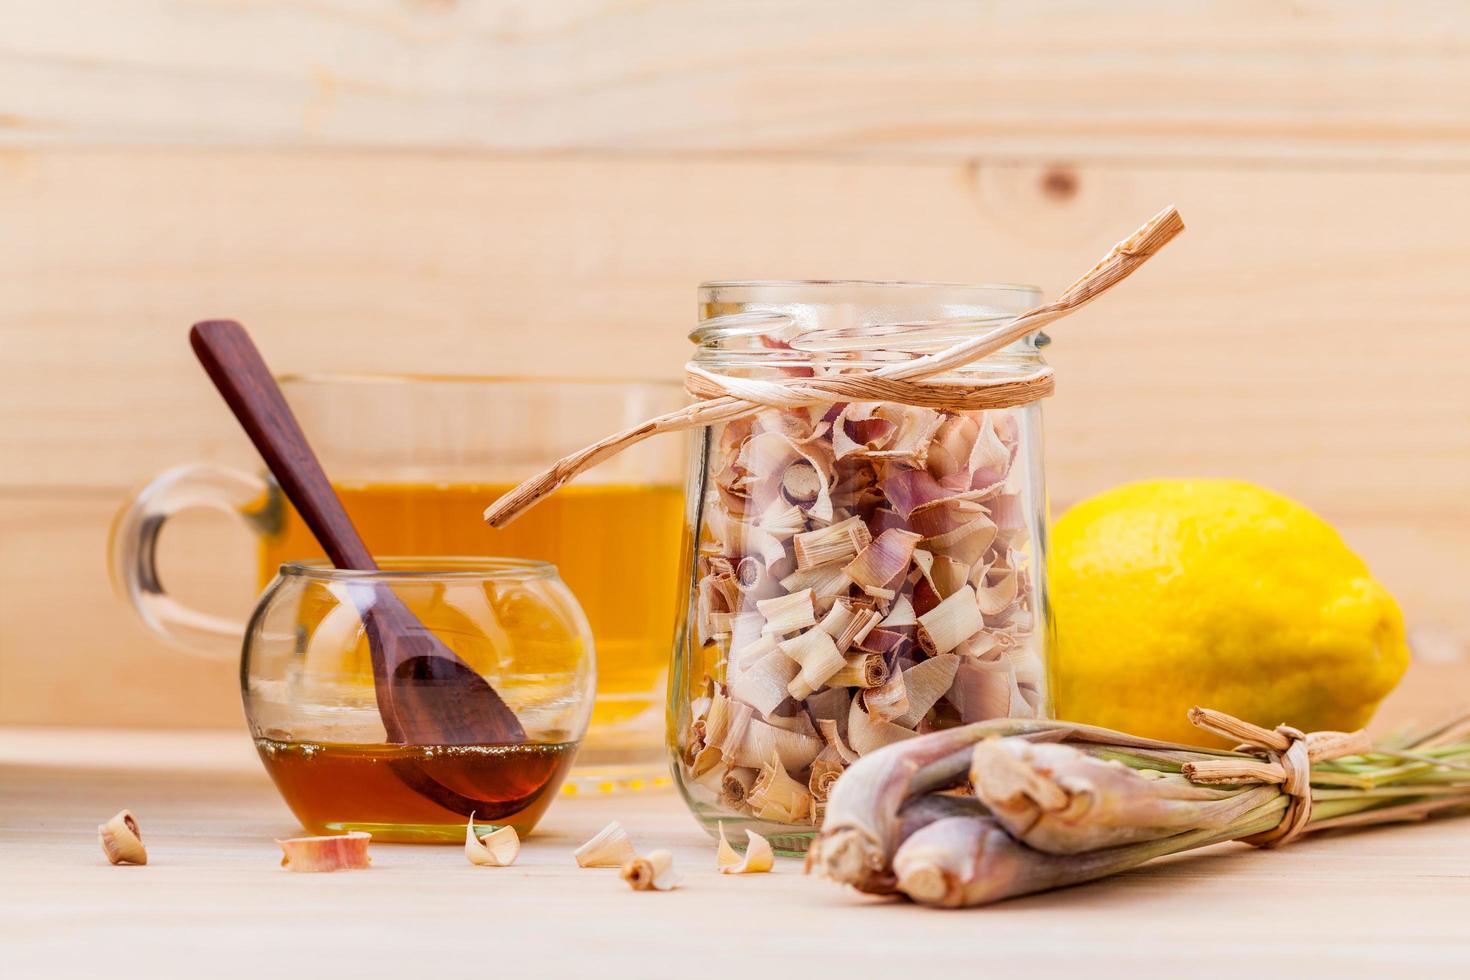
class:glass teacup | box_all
[111,373,687,789]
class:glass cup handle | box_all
[109,463,273,659]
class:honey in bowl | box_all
[256,739,578,839]
[258,480,685,758]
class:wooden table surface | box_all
[2,722,1468,980]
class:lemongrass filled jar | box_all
[669,280,1054,853]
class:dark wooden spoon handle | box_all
[190,320,375,571]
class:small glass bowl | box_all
[242,557,595,843]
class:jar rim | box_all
[692,279,1045,351]
[279,557,559,582]
[700,278,1042,293]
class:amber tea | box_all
[258,480,685,761]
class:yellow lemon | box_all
[1051,479,1409,744]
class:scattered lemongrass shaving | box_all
[277,832,372,872]
[621,849,680,891]
[465,813,520,867]
[574,820,637,868]
[716,822,776,874]
[98,809,146,866]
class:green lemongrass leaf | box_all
[1312,785,1470,802]
[1370,750,1470,771]
[1305,770,1379,790]
[1084,748,1188,773]
[1309,794,1470,831]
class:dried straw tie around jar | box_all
[484,205,1186,529]
[1183,707,1374,848]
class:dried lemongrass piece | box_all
[848,693,920,756]
[731,649,802,716]
[734,556,774,598]
[757,500,806,539]
[816,600,873,653]
[98,809,147,866]
[909,496,988,538]
[879,593,917,629]
[809,751,846,802]
[740,430,835,523]
[926,414,981,486]
[780,627,846,701]
[716,823,776,874]
[722,766,759,809]
[817,716,861,765]
[748,523,794,566]
[917,585,985,655]
[465,815,521,867]
[757,589,818,636]
[575,820,638,868]
[704,687,735,747]
[859,628,909,658]
[693,764,729,799]
[831,651,889,689]
[277,832,372,872]
[975,565,1020,617]
[721,702,824,770]
[911,548,969,602]
[748,756,814,823]
[891,655,961,729]
[690,745,727,796]
[864,667,910,723]
[793,515,871,570]
[622,849,680,891]
[807,686,852,726]
[845,528,922,597]
[781,460,826,511]
[812,596,853,639]
[955,630,1000,661]
[868,405,946,463]
[832,402,898,459]
[730,629,780,671]
[968,413,1014,486]
[946,658,1017,719]
[923,516,997,568]
[763,708,819,737]
[696,572,740,644]
[987,493,1028,544]
[950,658,1027,723]
[882,468,952,519]
[782,563,852,615]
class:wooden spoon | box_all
[190,320,527,749]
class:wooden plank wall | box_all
[1,1,1467,727]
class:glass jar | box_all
[244,557,594,842]
[669,280,1053,853]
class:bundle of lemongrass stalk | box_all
[807,707,1470,907]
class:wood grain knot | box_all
[1040,166,1078,201]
